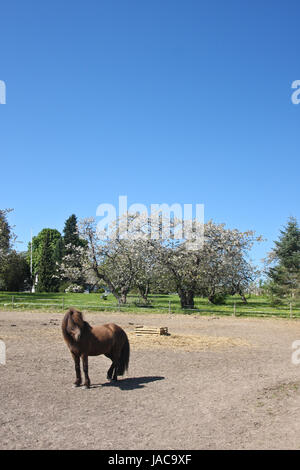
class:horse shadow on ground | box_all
[89,376,165,391]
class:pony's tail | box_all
[117,332,130,376]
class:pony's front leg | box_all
[82,354,91,389]
[72,352,82,387]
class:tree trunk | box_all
[186,291,195,309]
[178,289,195,309]
[111,291,121,303]
[179,292,187,308]
[120,292,127,304]
[138,283,150,302]
[99,274,128,304]
[208,291,216,304]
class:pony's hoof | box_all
[72,384,81,388]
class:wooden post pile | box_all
[134,325,169,336]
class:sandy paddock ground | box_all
[1,310,300,449]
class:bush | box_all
[269,296,284,307]
[58,281,70,293]
[65,284,84,293]
[210,293,227,305]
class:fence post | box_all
[290,302,293,319]
[62,297,64,310]
[169,300,171,314]
[12,296,14,309]
[233,302,236,317]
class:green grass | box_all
[0,292,299,318]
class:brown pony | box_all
[62,308,130,388]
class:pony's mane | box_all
[67,307,84,328]
[62,308,87,343]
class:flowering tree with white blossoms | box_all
[78,217,138,303]
[57,244,92,291]
[58,212,261,308]
[60,213,174,303]
[155,221,261,308]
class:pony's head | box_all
[64,307,84,342]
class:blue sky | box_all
[0,0,299,268]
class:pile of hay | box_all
[127,332,250,351]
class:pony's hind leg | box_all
[108,361,118,381]
[112,364,118,381]
[105,353,117,381]
[72,352,82,387]
[81,354,91,389]
[106,362,115,380]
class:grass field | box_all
[0,292,299,317]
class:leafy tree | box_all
[0,209,13,263]
[29,229,62,272]
[1,251,31,291]
[29,228,63,292]
[0,209,31,291]
[36,230,60,292]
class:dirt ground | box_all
[1,310,300,450]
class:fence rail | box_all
[0,296,300,318]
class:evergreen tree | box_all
[272,217,300,270]
[63,214,86,254]
[268,217,300,299]
[54,237,64,264]
[63,215,80,251]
